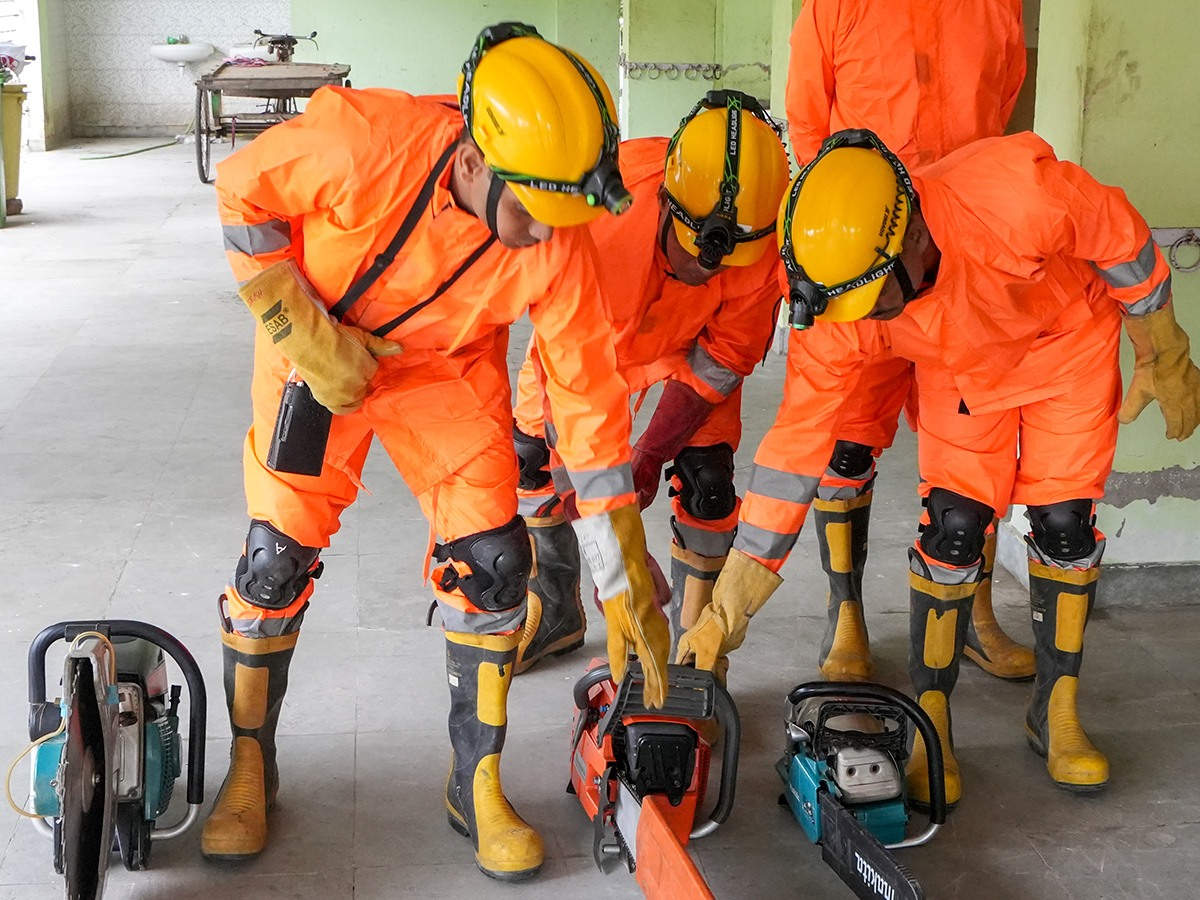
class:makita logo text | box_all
[855,852,895,900]
[261,300,293,343]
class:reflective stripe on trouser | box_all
[1024,556,1108,789]
[733,463,821,571]
[963,526,1036,680]
[445,631,544,879]
[667,542,727,655]
[236,332,524,637]
[200,627,299,859]
[914,334,1120,515]
[515,512,585,674]
[814,488,874,681]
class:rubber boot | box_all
[1024,561,1108,791]
[814,493,874,681]
[667,542,726,657]
[905,551,978,812]
[515,512,584,674]
[201,626,298,860]
[964,528,1036,680]
[445,631,544,881]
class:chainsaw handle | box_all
[27,620,208,806]
[785,682,947,826]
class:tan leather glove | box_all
[573,504,671,708]
[239,260,403,414]
[675,549,783,680]
[1118,303,1200,440]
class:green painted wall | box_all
[621,0,773,139]
[1035,0,1200,565]
[290,0,618,102]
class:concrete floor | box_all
[0,139,1198,900]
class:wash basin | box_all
[149,42,214,65]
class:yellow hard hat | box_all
[777,129,917,328]
[664,91,790,268]
[459,23,631,228]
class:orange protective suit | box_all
[513,138,782,546]
[786,0,1026,459]
[736,133,1172,569]
[217,88,636,635]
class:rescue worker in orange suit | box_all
[678,129,1200,808]
[786,0,1032,682]
[201,24,671,881]
[507,91,790,672]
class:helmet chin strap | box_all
[485,170,505,237]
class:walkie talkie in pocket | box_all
[267,372,332,477]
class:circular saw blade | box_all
[58,658,113,900]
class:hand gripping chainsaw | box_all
[569,661,739,900]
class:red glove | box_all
[631,379,716,509]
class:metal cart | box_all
[193,60,350,183]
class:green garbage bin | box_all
[2,83,26,215]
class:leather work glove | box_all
[676,548,783,682]
[631,378,716,509]
[1118,303,1200,440]
[572,504,671,707]
[239,260,403,414]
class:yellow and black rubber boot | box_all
[905,550,980,812]
[667,542,727,657]
[1024,560,1108,791]
[515,512,584,674]
[201,625,299,860]
[814,492,874,681]
[964,528,1036,680]
[445,631,544,881]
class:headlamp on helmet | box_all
[664,90,784,270]
[779,129,919,329]
[460,22,632,226]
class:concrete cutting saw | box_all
[569,661,739,900]
[778,682,947,900]
[19,620,207,900]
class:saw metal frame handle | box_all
[572,662,741,835]
[28,620,208,808]
[786,681,947,833]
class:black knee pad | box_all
[668,443,737,521]
[918,488,993,567]
[234,520,323,611]
[1027,500,1097,561]
[434,516,533,612]
[828,440,875,479]
[513,426,551,491]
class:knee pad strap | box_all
[434,516,533,613]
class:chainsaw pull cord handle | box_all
[26,620,209,808]
[785,682,947,828]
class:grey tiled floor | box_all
[1,140,1198,899]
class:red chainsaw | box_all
[569,660,739,900]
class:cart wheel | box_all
[195,87,213,184]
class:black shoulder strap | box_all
[370,234,497,338]
[328,139,459,323]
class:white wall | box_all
[67,0,289,137]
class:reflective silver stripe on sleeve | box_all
[222,220,292,256]
[1091,237,1158,288]
[686,344,742,397]
[544,421,559,448]
[733,522,799,561]
[746,465,821,504]
[570,464,635,502]
[1122,275,1172,316]
[550,466,572,498]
